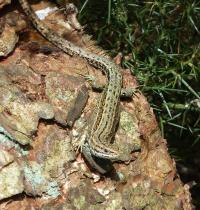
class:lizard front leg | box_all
[84,75,137,98]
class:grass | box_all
[77,0,200,207]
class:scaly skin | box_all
[19,0,128,171]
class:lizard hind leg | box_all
[72,126,113,174]
[81,142,114,174]
[120,87,137,98]
[84,74,106,92]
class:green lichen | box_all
[23,161,60,198]
[122,181,183,210]
[73,195,86,210]
[120,111,141,149]
[105,193,123,210]
[120,111,137,136]
[23,162,45,187]
[46,181,61,198]
[43,136,75,178]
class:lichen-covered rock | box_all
[121,176,181,209]
[0,65,55,145]
[23,161,60,198]
[22,125,76,197]
[45,72,88,126]
[117,110,141,154]
[0,149,14,169]
[39,127,75,178]
[0,127,28,157]
[41,181,106,210]
[67,181,106,209]
[0,11,26,56]
[0,26,18,57]
[0,161,24,200]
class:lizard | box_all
[18,0,134,173]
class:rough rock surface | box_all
[0,11,27,56]
[0,1,194,210]
[0,0,11,9]
[0,149,14,169]
[0,158,24,200]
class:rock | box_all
[0,11,26,56]
[23,161,60,198]
[0,0,11,9]
[0,26,18,57]
[45,72,88,126]
[41,181,105,210]
[23,126,75,197]
[0,161,24,200]
[0,149,14,169]
[0,65,55,145]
